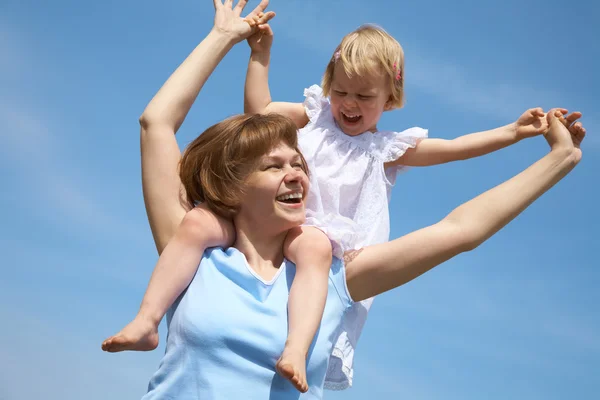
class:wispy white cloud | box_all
[377,268,600,371]
[0,22,148,245]
[0,306,157,400]
[0,102,147,243]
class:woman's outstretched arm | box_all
[346,111,586,302]
[139,0,273,253]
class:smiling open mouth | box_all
[276,192,302,204]
[341,111,362,124]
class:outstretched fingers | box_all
[247,0,271,20]
[565,111,583,126]
[548,109,584,134]
[552,108,568,118]
[246,11,274,27]
[530,107,545,117]
[232,0,248,15]
[570,121,586,147]
[546,108,568,128]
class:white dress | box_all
[298,85,428,390]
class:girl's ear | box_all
[384,96,394,111]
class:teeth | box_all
[342,111,361,118]
[276,192,302,201]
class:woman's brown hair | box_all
[179,113,308,218]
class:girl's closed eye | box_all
[357,94,372,100]
[333,90,347,96]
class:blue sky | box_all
[1,0,598,399]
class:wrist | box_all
[250,49,271,60]
[208,27,241,47]
[508,122,521,142]
[548,146,579,168]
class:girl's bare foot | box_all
[276,346,308,393]
[101,314,159,352]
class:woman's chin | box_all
[281,216,305,230]
[278,215,305,232]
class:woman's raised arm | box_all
[139,0,274,253]
[346,111,585,301]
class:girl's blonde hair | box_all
[322,24,405,109]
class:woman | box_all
[135,1,585,398]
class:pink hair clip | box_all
[333,51,341,62]
[393,62,402,82]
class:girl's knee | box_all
[285,226,332,262]
[180,206,235,245]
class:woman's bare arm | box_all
[139,1,273,253]
[346,112,585,302]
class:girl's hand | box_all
[212,0,275,44]
[514,107,554,140]
[246,12,274,54]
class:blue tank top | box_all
[142,247,352,399]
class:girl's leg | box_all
[278,226,332,393]
[102,204,234,352]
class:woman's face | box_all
[237,143,309,233]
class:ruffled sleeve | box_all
[381,127,428,163]
[381,127,428,183]
[303,84,328,123]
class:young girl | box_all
[241,15,554,391]
[102,12,552,394]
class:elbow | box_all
[139,112,179,138]
[139,105,180,130]
[445,139,469,162]
[460,233,484,253]
[138,113,150,129]
[139,112,160,131]
[440,217,486,254]
[245,103,270,116]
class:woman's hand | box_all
[545,108,585,163]
[211,0,275,44]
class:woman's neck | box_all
[232,219,288,279]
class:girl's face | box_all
[329,63,393,136]
[237,143,309,234]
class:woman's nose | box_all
[283,166,303,182]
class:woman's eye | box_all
[293,163,304,170]
[265,165,281,170]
